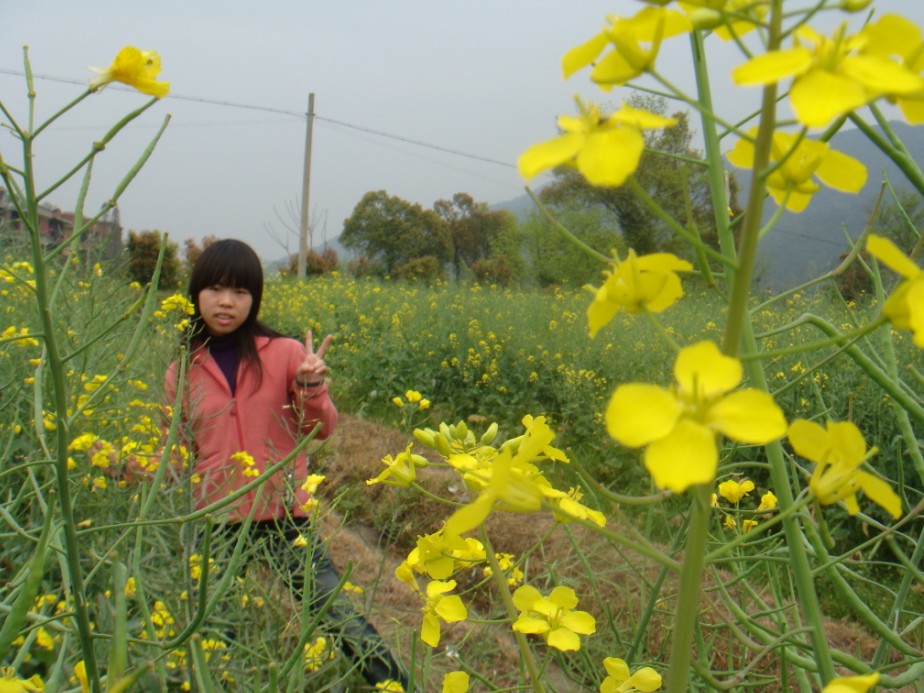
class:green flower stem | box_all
[704,494,813,563]
[665,483,711,693]
[480,528,544,693]
[20,112,103,693]
[749,314,886,359]
[699,3,837,680]
[627,178,731,268]
[850,107,924,200]
[879,530,924,669]
[798,315,924,429]
[688,31,736,265]
[802,519,919,657]
[36,97,160,204]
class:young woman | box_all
[170,238,407,688]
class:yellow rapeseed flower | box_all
[757,490,778,511]
[789,419,901,519]
[727,129,866,213]
[866,234,924,347]
[717,478,755,504]
[732,23,924,128]
[860,14,924,123]
[563,7,691,87]
[606,341,786,493]
[519,99,677,188]
[600,656,662,692]
[367,443,429,487]
[420,580,467,648]
[587,250,693,337]
[512,584,596,652]
[89,46,170,98]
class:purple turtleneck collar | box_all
[205,331,240,394]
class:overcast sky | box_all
[3,1,923,263]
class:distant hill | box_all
[491,121,924,290]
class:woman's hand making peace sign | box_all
[296,330,333,386]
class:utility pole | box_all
[297,92,315,280]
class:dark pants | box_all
[219,516,409,688]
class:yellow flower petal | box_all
[732,47,812,86]
[623,667,663,692]
[790,69,868,128]
[674,341,741,399]
[546,627,582,651]
[513,614,552,634]
[562,32,609,79]
[788,418,834,461]
[855,470,902,519]
[576,127,644,187]
[867,234,921,279]
[645,419,717,492]
[606,383,681,448]
[591,48,643,87]
[814,148,867,193]
[708,389,787,443]
[560,609,596,635]
[517,134,584,179]
[907,279,924,347]
[435,594,468,623]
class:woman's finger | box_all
[315,333,334,359]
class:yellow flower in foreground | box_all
[600,657,662,693]
[512,584,596,651]
[717,478,754,504]
[727,129,866,213]
[587,250,693,338]
[859,14,924,124]
[420,580,468,648]
[442,671,470,693]
[519,99,676,188]
[789,419,901,519]
[866,234,924,347]
[821,672,879,693]
[89,46,170,98]
[732,23,924,128]
[367,443,429,487]
[563,7,691,87]
[607,341,786,493]
[375,681,405,693]
[757,490,778,512]
[0,668,44,692]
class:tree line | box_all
[122,94,920,292]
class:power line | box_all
[315,114,515,169]
[0,68,516,169]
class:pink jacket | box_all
[165,335,338,522]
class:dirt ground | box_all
[311,414,917,692]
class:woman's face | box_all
[197,284,253,336]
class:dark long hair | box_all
[187,239,280,382]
